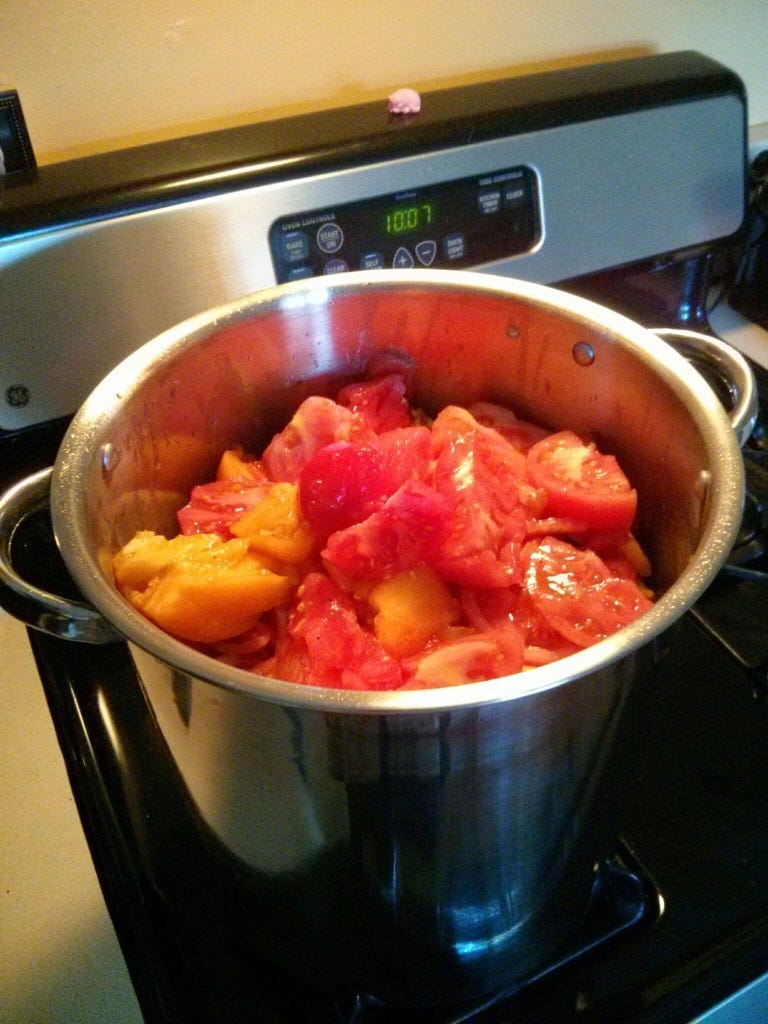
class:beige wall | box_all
[3,0,768,166]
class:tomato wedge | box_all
[523,536,653,648]
[526,431,637,534]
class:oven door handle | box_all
[0,467,123,644]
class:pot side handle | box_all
[0,467,123,644]
[650,329,758,447]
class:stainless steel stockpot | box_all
[0,270,749,1006]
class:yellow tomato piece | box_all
[216,447,264,483]
[370,567,460,659]
[621,534,653,580]
[113,531,293,643]
[230,482,315,565]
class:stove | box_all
[2,50,768,1023]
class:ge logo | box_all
[5,384,31,407]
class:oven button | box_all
[478,188,502,215]
[503,183,527,206]
[316,221,344,254]
[393,246,415,269]
[280,230,310,263]
[288,265,314,281]
[360,251,385,270]
[443,232,466,261]
[323,257,348,274]
[415,240,437,266]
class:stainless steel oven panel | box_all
[1,92,744,432]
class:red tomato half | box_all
[526,431,638,534]
[523,536,653,648]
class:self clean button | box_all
[360,251,385,270]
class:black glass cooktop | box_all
[21,589,768,1023]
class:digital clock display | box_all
[385,202,435,235]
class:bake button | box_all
[443,232,466,261]
[281,230,310,263]
[316,221,344,254]
[323,258,349,274]
[478,189,502,215]
[393,246,415,269]
[415,240,437,266]
[360,251,385,270]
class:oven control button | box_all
[503,182,527,206]
[443,232,466,261]
[478,188,502,215]
[316,221,344,254]
[288,265,314,280]
[323,257,348,274]
[393,246,415,269]
[280,230,310,263]
[415,240,437,266]
[360,251,385,270]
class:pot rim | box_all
[51,269,745,714]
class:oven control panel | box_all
[268,165,540,282]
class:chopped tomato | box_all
[115,355,655,692]
[177,479,271,537]
[469,402,549,453]
[526,430,637,534]
[261,396,361,482]
[322,479,454,583]
[275,573,403,690]
[215,447,269,484]
[523,536,653,648]
[401,626,525,689]
[336,372,412,434]
[298,441,393,538]
[429,406,529,587]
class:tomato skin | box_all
[526,431,637,534]
[298,441,392,538]
[523,536,653,648]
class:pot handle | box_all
[650,328,758,447]
[0,467,123,644]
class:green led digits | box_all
[385,202,434,234]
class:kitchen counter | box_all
[0,609,142,1023]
